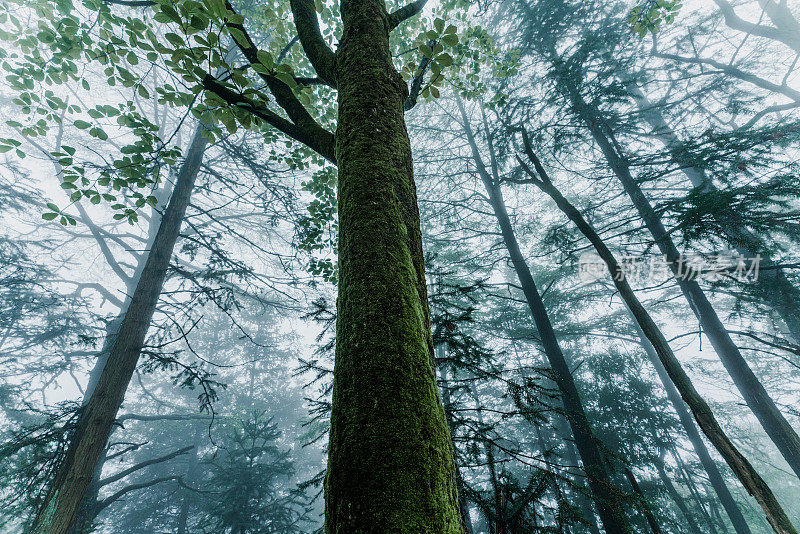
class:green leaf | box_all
[42,212,58,220]
[257,50,274,69]
[436,52,454,67]
[165,33,184,47]
[441,33,458,47]
[228,27,249,49]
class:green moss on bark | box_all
[324,0,463,531]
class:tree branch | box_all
[102,0,155,6]
[388,0,428,30]
[201,74,335,162]
[712,0,800,53]
[289,0,337,87]
[94,476,179,515]
[653,48,800,102]
[404,46,433,111]
[222,0,327,131]
[98,446,193,488]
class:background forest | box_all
[1,0,799,532]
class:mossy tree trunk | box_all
[323,0,463,531]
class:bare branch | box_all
[94,476,179,515]
[98,446,193,488]
[653,48,800,102]
[712,0,800,53]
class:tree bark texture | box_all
[324,0,463,530]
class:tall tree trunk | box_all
[627,82,800,344]
[673,446,726,534]
[652,453,701,533]
[31,124,209,534]
[323,0,462,530]
[561,77,800,484]
[66,159,178,534]
[79,174,175,401]
[457,99,632,534]
[517,147,795,533]
[633,320,753,534]
[440,355,476,534]
[66,447,106,534]
[554,417,603,534]
[623,468,663,534]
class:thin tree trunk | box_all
[176,424,203,534]
[457,99,632,534]
[555,419,603,534]
[673,446,725,534]
[562,82,800,485]
[612,265,749,531]
[31,124,209,534]
[653,453,701,533]
[710,497,735,534]
[533,416,576,534]
[440,355,476,534]
[537,356,602,534]
[632,319,753,534]
[468,384,504,534]
[517,146,795,533]
[323,0,462,530]
[624,468,663,534]
[627,82,800,345]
